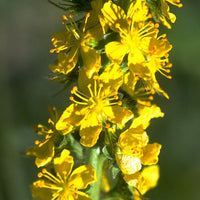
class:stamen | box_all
[41,168,61,184]
[56,172,65,183]
[115,23,128,38]
[97,83,103,97]
[87,84,94,97]
[94,79,97,97]
[69,96,88,105]
[35,180,45,187]
[68,47,79,63]
[83,12,90,33]
[71,87,89,102]
[157,69,172,79]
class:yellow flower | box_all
[56,63,133,147]
[130,33,172,78]
[49,12,101,78]
[124,165,160,198]
[26,106,62,168]
[31,149,97,200]
[101,0,157,65]
[160,0,183,28]
[116,127,161,175]
[127,30,172,98]
[147,0,183,29]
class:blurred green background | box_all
[0,0,200,200]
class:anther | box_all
[68,57,73,63]
[167,63,172,68]
[178,3,183,8]
[42,168,47,173]
[167,75,172,79]
[114,95,118,100]
[35,140,40,145]
[48,118,51,124]
[45,135,50,140]
[69,13,73,19]
[165,53,169,58]
[49,49,55,53]
[62,15,67,20]
[155,23,159,28]
[86,12,90,18]
[148,21,153,26]
[115,23,120,29]
[105,123,110,128]
[69,96,74,101]
[38,172,43,178]
[80,41,85,46]
[149,96,154,101]
[118,101,122,106]
[127,19,132,25]
[147,13,153,18]
[71,86,78,94]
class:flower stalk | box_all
[88,146,106,200]
[27,0,182,199]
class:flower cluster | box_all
[27,0,182,199]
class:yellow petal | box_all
[49,47,78,75]
[26,139,54,168]
[139,165,160,194]
[128,48,146,66]
[78,69,94,96]
[105,41,128,64]
[121,71,138,96]
[129,62,151,79]
[101,1,127,31]
[31,180,54,200]
[131,104,164,129]
[79,111,102,147]
[99,63,123,95]
[76,191,92,200]
[116,153,142,175]
[56,104,84,135]
[51,31,73,49]
[80,46,101,78]
[141,143,162,165]
[69,165,97,190]
[118,127,149,153]
[104,106,133,129]
[127,0,149,22]
[124,165,159,195]
[53,149,74,181]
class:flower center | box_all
[69,77,121,123]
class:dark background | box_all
[0,0,200,199]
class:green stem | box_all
[88,146,105,200]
